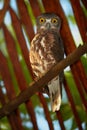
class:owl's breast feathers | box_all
[30,30,64,77]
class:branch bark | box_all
[0,44,87,118]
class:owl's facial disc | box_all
[40,18,58,31]
[36,13,61,32]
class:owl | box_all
[29,13,64,112]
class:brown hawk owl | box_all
[29,13,64,112]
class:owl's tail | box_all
[48,76,61,112]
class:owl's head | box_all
[36,13,61,33]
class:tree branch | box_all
[0,44,87,118]
[0,0,10,26]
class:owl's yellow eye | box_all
[39,18,45,23]
[51,18,58,23]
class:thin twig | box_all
[0,43,87,118]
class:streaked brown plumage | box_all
[29,13,64,112]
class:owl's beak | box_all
[46,23,51,29]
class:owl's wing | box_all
[46,31,64,112]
